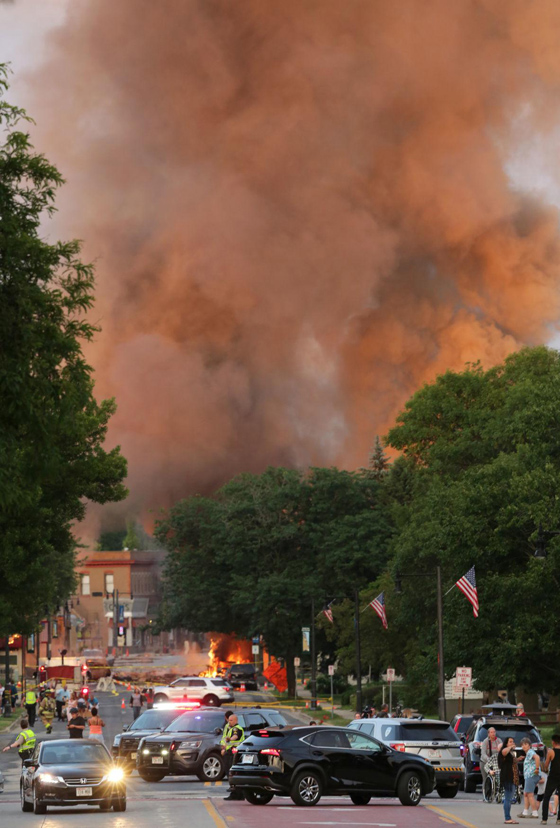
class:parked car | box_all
[80,650,112,681]
[349,717,463,798]
[230,725,435,807]
[137,707,288,783]
[463,716,544,793]
[112,707,186,770]
[20,738,126,814]
[152,676,234,707]
[224,663,258,690]
[450,714,476,736]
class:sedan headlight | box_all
[113,734,122,747]
[37,773,60,784]
[179,740,202,749]
[106,767,125,783]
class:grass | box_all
[0,711,20,732]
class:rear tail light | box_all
[390,743,406,752]
[258,730,270,737]
[532,743,544,750]
[170,742,177,752]
[261,748,281,757]
[232,748,238,754]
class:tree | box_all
[0,66,128,635]
[122,520,141,550]
[385,347,560,699]
[368,436,390,480]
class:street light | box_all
[533,522,560,558]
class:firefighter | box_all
[220,713,245,801]
[39,689,55,733]
[2,718,36,763]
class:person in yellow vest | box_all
[220,712,245,801]
[25,687,37,727]
[39,689,55,734]
[2,718,36,763]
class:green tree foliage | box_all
[368,436,390,480]
[0,67,127,635]
[157,466,392,695]
[385,346,560,698]
[97,530,127,552]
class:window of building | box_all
[52,620,59,638]
[81,574,90,596]
[105,573,114,594]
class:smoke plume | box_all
[27,0,560,524]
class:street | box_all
[0,690,511,828]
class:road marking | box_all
[438,819,455,824]
[426,804,480,828]
[297,823,396,826]
[204,797,228,828]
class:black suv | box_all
[112,708,185,771]
[137,707,287,783]
[463,716,544,792]
[225,663,258,690]
[230,725,435,807]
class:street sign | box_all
[328,665,335,676]
[252,636,260,645]
[455,666,472,689]
[118,605,124,623]
[294,657,301,667]
[252,644,259,655]
[302,627,310,652]
[386,667,395,682]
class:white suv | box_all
[153,677,234,707]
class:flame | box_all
[198,633,253,677]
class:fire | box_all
[199,633,253,677]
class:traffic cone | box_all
[305,702,309,708]
[127,682,131,691]
[121,699,126,711]
[264,682,268,690]
[126,648,129,657]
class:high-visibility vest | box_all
[220,722,245,751]
[25,690,37,705]
[19,729,36,754]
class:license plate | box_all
[76,787,92,797]
[131,752,137,760]
[241,754,255,764]
[152,757,164,764]
[428,750,442,759]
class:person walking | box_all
[2,718,36,763]
[499,737,520,824]
[88,707,106,744]
[145,687,154,710]
[519,736,544,819]
[481,726,503,798]
[55,684,69,721]
[24,686,37,727]
[221,713,245,801]
[130,687,144,720]
[38,689,55,734]
[67,707,86,739]
[541,733,560,824]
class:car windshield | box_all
[401,724,459,741]
[129,709,180,731]
[164,712,225,733]
[41,742,110,765]
[477,726,538,744]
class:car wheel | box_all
[197,754,225,782]
[138,769,166,782]
[113,797,127,812]
[99,800,112,811]
[202,694,219,706]
[20,783,33,812]
[153,693,168,704]
[397,771,422,806]
[290,771,323,806]
[245,790,274,806]
[464,772,477,793]
[350,794,371,805]
[33,787,46,815]
[437,785,459,799]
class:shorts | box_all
[524,773,540,793]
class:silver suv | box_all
[348,718,463,798]
[152,676,234,707]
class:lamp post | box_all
[534,522,560,558]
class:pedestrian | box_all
[38,690,55,734]
[130,686,144,720]
[481,726,503,797]
[145,687,154,709]
[518,736,544,819]
[88,707,106,744]
[55,684,69,721]
[24,686,37,727]
[516,703,527,718]
[1,718,36,763]
[221,713,245,801]
[377,704,389,718]
[498,736,520,824]
[353,712,361,720]
[67,707,86,739]
[0,681,4,714]
[541,733,560,824]
[67,690,78,721]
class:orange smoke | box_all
[25,0,560,519]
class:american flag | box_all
[322,604,334,624]
[369,592,388,630]
[455,566,479,617]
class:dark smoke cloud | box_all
[27,0,560,530]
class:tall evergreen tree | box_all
[368,436,390,480]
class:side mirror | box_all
[215,728,222,735]
[122,725,129,731]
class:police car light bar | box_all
[153,701,201,710]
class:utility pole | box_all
[4,642,11,715]
[310,596,317,710]
[113,589,120,654]
[436,565,446,721]
[354,589,362,713]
